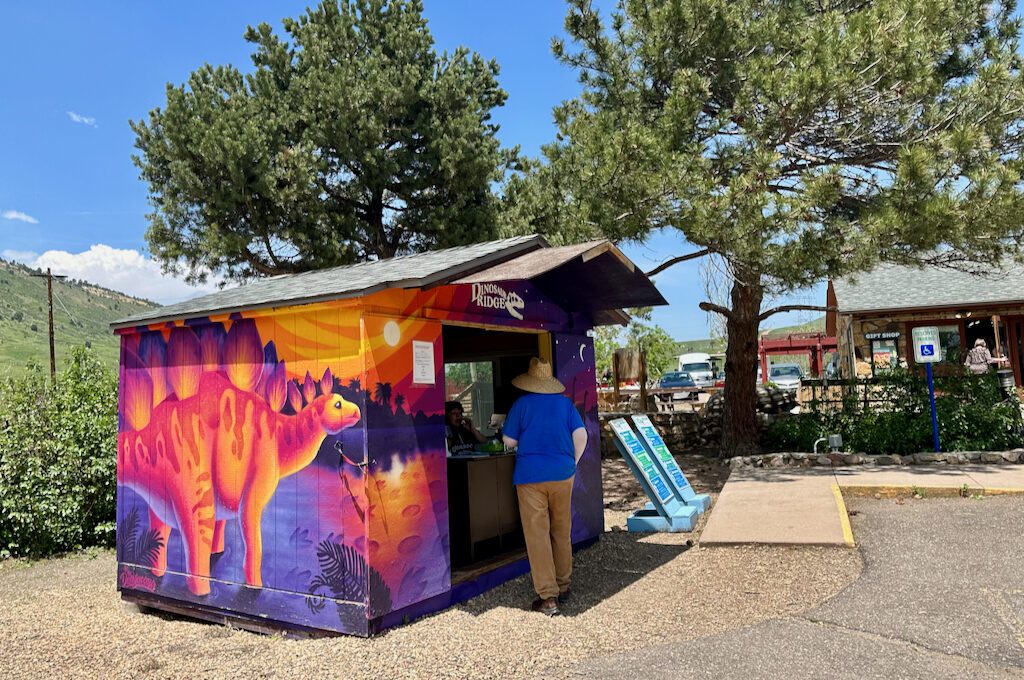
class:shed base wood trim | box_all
[121,536,601,638]
[121,589,366,638]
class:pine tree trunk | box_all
[721,272,764,457]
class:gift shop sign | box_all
[470,283,525,321]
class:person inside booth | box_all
[445,401,486,455]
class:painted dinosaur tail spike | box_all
[139,332,170,407]
[302,371,317,404]
[287,380,303,413]
[224,319,264,392]
[321,367,334,395]
[123,349,153,431]
[167,327,202,400]
[198,324,224,371]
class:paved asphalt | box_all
[571,496,1024,679]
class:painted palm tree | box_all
[374,382,392,409]
[394,393,406,414]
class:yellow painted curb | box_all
[979,487,1024,497]
[831,483,856,548]
[838,484,1024,498]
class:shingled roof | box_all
[112,235,545,328]
[833,261,1024,314]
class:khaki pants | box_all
[516,477,574,600]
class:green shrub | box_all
[766,368,1024,455]
[0,347,117,558]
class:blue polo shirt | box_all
[503,393,585,485]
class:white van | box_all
[677,352,714,387]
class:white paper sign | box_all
[412,340,435,384]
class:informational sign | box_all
[609,419,673,505]
[411,340,436,385]
[632,415,690,492]
[912,326,942,364]
[631,415,711,512]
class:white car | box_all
[768,363,803,391]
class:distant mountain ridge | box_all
[0,258,158,377]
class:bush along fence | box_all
[764,368,1024,457]
[0,347,117,558]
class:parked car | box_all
[768,363,803,391]
[658,371,699,401]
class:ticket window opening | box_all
[441,324,550,576]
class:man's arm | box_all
[571,427,588,464]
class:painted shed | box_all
[111,235,665,636]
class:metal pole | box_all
[926,362,940,452]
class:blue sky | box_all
[0,1,823,340]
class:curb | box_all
[830,484,856,548]
[838,484,1024,498]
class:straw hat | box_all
[512,358,565,394]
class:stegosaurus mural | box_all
[117,319,361,595]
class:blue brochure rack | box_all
[608,418,697,532]
[631,415,712,513]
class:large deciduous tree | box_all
[132,0,512,283]
[516,0,1024,455]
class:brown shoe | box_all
[531,597,559,616]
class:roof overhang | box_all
[454,240,667,326]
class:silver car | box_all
[768,363,803,391]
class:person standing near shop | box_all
[502,357,588,616]
[965,338,996,375]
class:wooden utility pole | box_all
[29,267,67,386]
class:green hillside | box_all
[0,259,158,378]
[675,315,827,354]
[762,315,826,337]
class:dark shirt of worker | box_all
[445,401,486,454]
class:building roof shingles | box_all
[834,261,1024,314]
[112,235,544,328]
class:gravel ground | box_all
[0,457,861,680]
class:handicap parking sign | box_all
[912,327,942,364]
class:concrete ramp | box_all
[700,465,1024,547]
[700,468,852,546]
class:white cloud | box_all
[2,210,39,224]
[1,249,40,262]
[66,111,97,127]
[11,244,225,305]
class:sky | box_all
[0,1,824,340]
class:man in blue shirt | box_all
[502,357,588,616]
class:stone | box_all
[790,452,807,461]
[943,453,964,465]
[1001,450,1021,464]
[843,454,865,465]
[965,451,983,463]
[768,454,786,467]
[729,457,746,469]
[816,455,831,466]
[981,452,1004,464]
[915,453,940,464]
[875,455,901,465]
